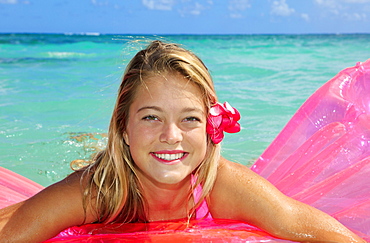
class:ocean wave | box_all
[0,57,73,64]
[64,32,101,36]
[0,52,92,64]
[46,52,89,58]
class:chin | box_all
[156,172,189,185]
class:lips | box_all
[151,150,188,164]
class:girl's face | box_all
[123,73,208,187]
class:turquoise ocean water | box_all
[1,33,369,186]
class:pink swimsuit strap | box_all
[191,174,212,220]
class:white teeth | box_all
[154,153,185,161]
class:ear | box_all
[123,131,130,146]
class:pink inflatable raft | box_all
[1,60,370,242]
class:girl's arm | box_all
[0,172,96,243]
[210,157,365,243]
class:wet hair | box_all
[80,40,220,223]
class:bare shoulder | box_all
[209,157,293,222]
[0,171,95,242]
[209,158,366,242]
[210,156,272,197]
[213,156,262,183]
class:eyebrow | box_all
[137,106,162,113]
[137,106,204,114]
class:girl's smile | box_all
[151,150,189,165]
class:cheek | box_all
[189,128,208,151]
[126,125,158,148]
[194,125,207,141]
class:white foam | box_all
[46,52,87,58]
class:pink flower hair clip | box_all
[206,102,241,144]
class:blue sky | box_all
[1,0,370,34]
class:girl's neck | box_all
[139,175,193,221]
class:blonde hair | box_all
[80,40,220,224]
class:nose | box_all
[160,122,183,144]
